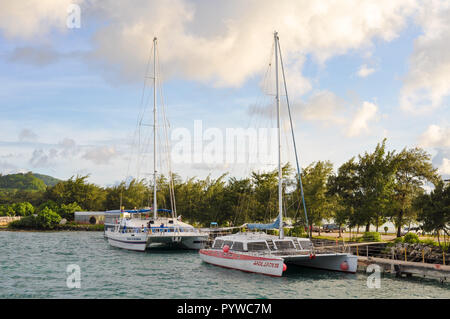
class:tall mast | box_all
[274,31,284,239]
[153,37,158,220]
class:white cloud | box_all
[82,146,117,165]
[0,0,419,88]
[0,0,78,39]
[400,0,450,114]
[346,101,378,137]
[418,124,450,148]
[300,90,347,125]
[357,64,376,78]
[18,129,38,142]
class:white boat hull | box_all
[106,232,148,252]
[283,253,358,273]
[199,249,285,277]
[106,229,208,251]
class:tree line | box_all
[1,139,448,239]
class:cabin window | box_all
[299,240,312,250]
[231,241,244,251]
[223,241,234,248]
[212,239,224,249]
[247,242,269,251]
[274,240,295,250]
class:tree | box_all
[356,139,396,232]
[300,161,334,237]
[328,158,360,236]
[12,202,35,216]
[36,207,61,229]
[389,147,438,237]
[45,175,107,211]
[415,180,449,246]
[58,202,82,221]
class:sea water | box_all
[0,231,448,299]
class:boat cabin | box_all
[211,234,313,253]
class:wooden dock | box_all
[357,256,449,282]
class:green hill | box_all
[0,172,61,191]
[32,173,61,187]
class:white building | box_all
[74,211,106,224]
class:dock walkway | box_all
[357,256,449,282]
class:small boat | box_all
[199,32,358,276]
[105,37,208,251]
[200,231,357,276]
[106,210,208,251]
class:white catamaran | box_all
[105,37,209,251]
[199,32,358,276]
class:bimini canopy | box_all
[105,208,172,214]
[247,216,280,230]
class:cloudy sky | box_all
[0,0,449,186]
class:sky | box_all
[0,0,449,186]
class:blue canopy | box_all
[247,216,280,230]
[105,208,172,214]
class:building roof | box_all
[74,211,107,216]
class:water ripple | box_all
[0,231,449,298]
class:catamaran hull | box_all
[146,234,208,250]
[199,249,285,277]
[106,231,208,251]
[106,233,148,252]
[284,253,358,273]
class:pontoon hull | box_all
[107,232,147,252]
[284,253,358,273]
[146,234,208,250]
[199,249,285,277]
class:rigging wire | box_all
[277,38,310,237]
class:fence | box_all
[311,238,448,265]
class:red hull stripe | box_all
[199,249,281,261]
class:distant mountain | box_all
[0,172,61,191]
[31,173,61,187]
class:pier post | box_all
[422,249,425,263]
[356,246,358,256]
[404,247,407,262]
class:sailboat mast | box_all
[274,31,284,239]
[153,37,158,220]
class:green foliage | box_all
[403,232,420,243]
[57,202,82,221]
[415,180,449,244]
[36,207,61,229]
[287,226,307,238]
[9,207,61,230]
[31,173,61,187]
[0,139,447,238]
[361,231,382,242]
[45,175,106,211]
[0,172,46,191]
[300,161,334,235]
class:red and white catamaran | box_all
[199,32,358,276]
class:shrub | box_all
[9,207,61,230]
[420,238,436,246]
[287,226,307,238]
[36,207,61,229]
[361,231,381,242]
[403,232,420,244]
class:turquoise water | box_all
[0,231,448,299]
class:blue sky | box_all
[0,0,449,186]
